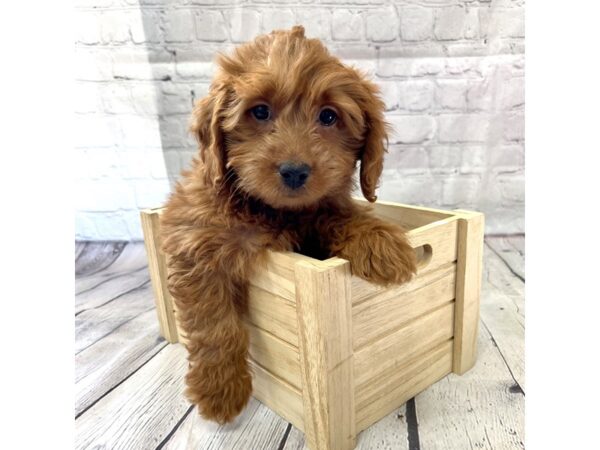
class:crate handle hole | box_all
[414,244,433,269]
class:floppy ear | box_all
[190,83,229,189]
[358,82,388,203]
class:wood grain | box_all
[453,211,485,374]
[295,259,356,450]
[353,262,456,349]
[246,285,299,347]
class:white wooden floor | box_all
[75,236,525,450]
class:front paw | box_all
[343,228,417,286]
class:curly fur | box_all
[160,26,417,424]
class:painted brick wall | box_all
[75,0,525,240]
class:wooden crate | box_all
[140,200,484,450]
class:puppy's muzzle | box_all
[278,162,311,189]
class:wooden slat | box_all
[452,211,485,374]
[250,251,314,302]
[75,309,166,416]
[356,340,453,431]
[140,209,180,343]
[354,198,455,230]
[75,281,154,354]
[162,397,291,450]
[353,262,456,349]
[250,360,305,432]
[295,259,356,450]
[247,322,302,390]
[75,241,127,277]
[354,302,455,389]
[247,285,299,347]
[75,344,190,450]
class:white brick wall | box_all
[75,0,525,240]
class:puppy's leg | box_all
[164,227,270,423]
[326,210,417,286]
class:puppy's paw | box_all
[185,356,253,424]
[342,227,417,286]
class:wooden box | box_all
[140,201,484,450]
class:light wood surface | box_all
[140,209,180,343]
[246,285,299,347]
[295,259,356,450]
[452,211,485,374]
[75,236,524,449]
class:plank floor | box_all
[74,236,525,450]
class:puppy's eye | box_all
[318,108,338,126]
[250,104,271,121]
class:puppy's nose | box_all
[278,162,311,189]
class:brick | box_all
[386,146,429,172]
[434,6,479,41]
[498,173,525,203]
[490,144,524,169]
[195,10,228,42]
[296,9,331,40]
[180,151,198,171]
[226,9,260,43]
[130,11,162,44]
[397,80,434,112]
[113,49,175,81]
[101,84,136,115]
[410,59,445,77]
[74,82,101,114]
[93,212,132,240]
[121,150,153,179]
[378,81,399,111]
[163,150,183,178]
[262,8,296,33]
[75,213,99,240]
[99,11,132,44]
[365,8,398,42]
[75,48,113,81]
[438,114,491,143]
[503,112,524,141]
[332,10,363,41]
[176,61,215,80]
[441,175,481,205]
[377,175,442,204]
[83,148,122,179]
[467,78,493,111]
[119,116,163,148]
[377,56,443,78]
[161,116,191,149]
[387,115,436,144]
[74,114,121,148]
[428,146,462,173]
[132,180,171,209]
[502,76,524,109]
[436,80,468,110]
[162,83,195,114]
[130,84,161,116]
[480,8,524,39]
[399,6,433,42]
[122,210,144,241]
[75,12,101,44]
[75,181,137,212]
[163,9,195,43]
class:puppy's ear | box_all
[359,81,388,203]
[190,83,229,188]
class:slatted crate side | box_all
[249,360,305,432]
[352,262,457,350]
[355,340,454,432]
[354,301,455,389]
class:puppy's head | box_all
[192,26,387,209]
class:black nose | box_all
[278,162,311,189]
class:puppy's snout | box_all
[278,162,311,189]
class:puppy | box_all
[161,26,417,424]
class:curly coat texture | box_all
[160,26,417,424]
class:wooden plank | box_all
[295,259,355,450]
[162,397,291,450]
[75,309,166,416]
[75,243,149,294]
[247,285,299,347]
[354,302,454,389]
[247,322,302,390]
[486,235,525,281]
[356,340,453,432]
[75,344,190,450]
[415,322,525,450]
[354,198,455,230]
[250,252,313,302]
[75,281,155,354]
[250,360,305,432]
[353,262,456,349]
[75,241,127,277]
[453,211,485,374]
[140,209,180,343]
[75,265,150,315]
[480,243,525,389]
